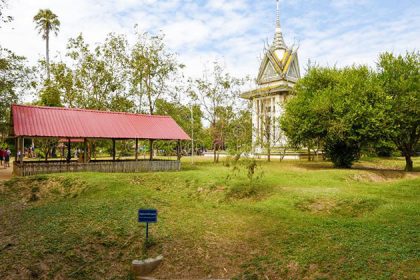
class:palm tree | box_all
[33,9,60,80]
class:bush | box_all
[225,158,264,199]
[325,140,359,168]
[375,140,397,157]
[36,150,46,159]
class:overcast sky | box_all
[1,0,419,80]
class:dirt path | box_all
[0,165,13,181]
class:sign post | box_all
[138,209,157,242]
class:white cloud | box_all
[0,0,419,86]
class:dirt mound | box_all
[296,197,383,217]
[3,175,87,203]
[348,170,416,182]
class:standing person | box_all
[5,147,11,168]
[0,148,4,166]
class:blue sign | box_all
[138,209,157,223]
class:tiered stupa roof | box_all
[242,0,300,99]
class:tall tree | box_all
[49,62,77,107]
[65,33,133,111]
[281,66,388,168]
[258,114,283,162]
[129,30,182,115]
[33,9,60,81]
[378,51,420,171]
[225,109,252,159]
[0,47,33,141]
[155,98,205,156]
[193,62,244,163]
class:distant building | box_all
[241,0,300,154]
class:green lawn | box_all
[0,157,419,279]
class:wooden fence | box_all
[13,160,181,177]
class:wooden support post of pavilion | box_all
[15,136,24,164]
[149,139,154,161]
[112,139,116,161]
[83,138,88,163]
[177,140,181,161]
[20,137,24,163]
[14,137,18,163]
[15,137,19,163]
[67,139,71,162]
[135,139,139,161]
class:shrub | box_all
[225,158,264,199]
[325,140,359,168]
[374,140,397,157]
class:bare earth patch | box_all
[349,170,419,183]
[296,197,383,217]
[0,166,13,181]
[2,175,87,203]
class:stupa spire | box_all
[272,0,286,50]
[276,0,281,28]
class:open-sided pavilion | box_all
[10,104,190,176]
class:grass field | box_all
[0,157,419,279]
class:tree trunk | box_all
[267,145,271,162]
[405,155,413,172]
[147,73,153,115]
[213,144,217,163]
[46,30,50,81]
[308,147,311,161]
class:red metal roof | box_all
[12,105,190,140]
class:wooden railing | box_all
[13,160,181,177]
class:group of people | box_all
[24,146,35,158]
[0,148,11,168]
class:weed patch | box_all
[225,159,267,200]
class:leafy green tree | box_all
[225,109,252,158]
[155,98,204,156]
[38,29,182,115]
[65,33,133,111]
[155,99,203,140]
[378,51,420,171]
[0,47,33,142]
[193,62,244,163]
[49,62,77,107]
[33,9,60,81]
[281,67,338,153]
[372,139,397,157]
[38,80,62,107]
[129,30,183,115]
[256,112,288,162]
[281,66,388,168]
